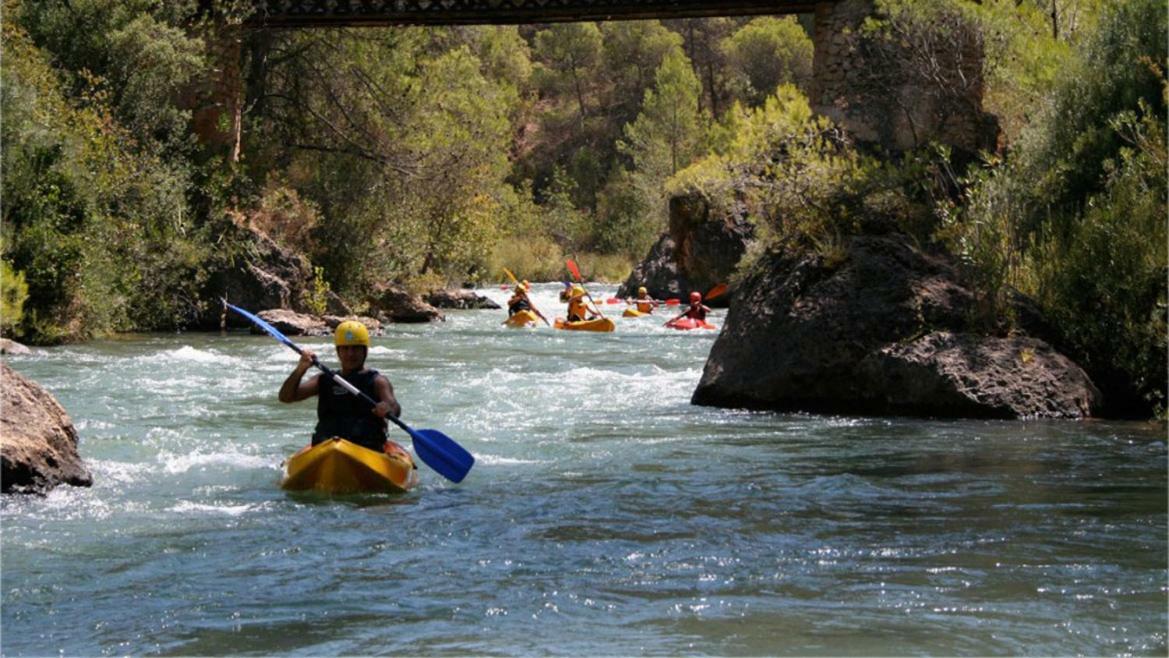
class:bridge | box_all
[248,1,826,28]
[207,0,990,161]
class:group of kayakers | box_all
[509,281,711,327]
[269,281,714,491]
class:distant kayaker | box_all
[628,286,657,314]
[668,291,711,325]
[566,284,600,322]
[278,320,401,452]
[506,282,533,317]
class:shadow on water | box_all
[282,490,422,510]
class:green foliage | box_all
[486,236,566,284]
[948,0,1167,411]
[567,252,633,284]
[720,16,813,107]
[2,6,216,342]
[532,22,603,122]
[1,256,29,337]
[1030,98,1167,409]
[594,169,655,259]
[621,49,706,180]
[600,21,683,126]
[304,266,330,316]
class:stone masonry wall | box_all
[811,0,998,157]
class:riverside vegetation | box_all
[1,0,1165,415]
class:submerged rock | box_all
[692,236,1101,419]
[425,289,500,310]
[1,362,92,494]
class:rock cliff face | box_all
[618,191,754,308]
[210,222,352,330]
[212,222,445,327]
[1,363,93,494]
[692,236,1100,419]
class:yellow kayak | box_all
[281,438,417,494]
[505,310,540,327]
[623,308,651,318]
[554,317,616,332]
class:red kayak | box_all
[666,317,716,330]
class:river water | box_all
[2,283,1165,656]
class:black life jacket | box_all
[312,369,388,450]
[685,305,707,321]
[508,297,532,315]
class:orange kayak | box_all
[554,317,616,332]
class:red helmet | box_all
[689,291,702,303]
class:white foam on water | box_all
[158,345,243,366]
[169,500,269,516]
[475,454,546,466]
[91,459,156,485]
[367,345,408,357]
[160,450,272,474]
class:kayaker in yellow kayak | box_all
[278,320,403,453]
[503,281,549,326]
[506,282,533,317]
[566,284,601,322]
[627,286,658,314]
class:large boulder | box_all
[367,284,445,323]
[618,191,754,308]
[1,362,92,494]
[692,235,1102,419]
[425,289,500,310]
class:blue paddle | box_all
[225,301,474,483]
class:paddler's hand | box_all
[372,401,391,418]
[297,350,316,371]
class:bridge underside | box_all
[249,1,822,28]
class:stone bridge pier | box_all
[810,0,998,156]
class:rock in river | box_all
[692,236,1101,419]
[1,362,93,494]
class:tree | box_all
[621,49,705,179]
[618,49,706,239]
[600,20,682,127]
[721,16,813,107]
[532,22,603,127]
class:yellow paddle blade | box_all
[502,267,519,284]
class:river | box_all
[2,283,1166,656]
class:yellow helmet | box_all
[638,286,648,295]
[571,285,585,297]
[522,279,530,289]
[335,320,370,347]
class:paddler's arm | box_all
[370,374,401,419]
[278,350,320,403]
